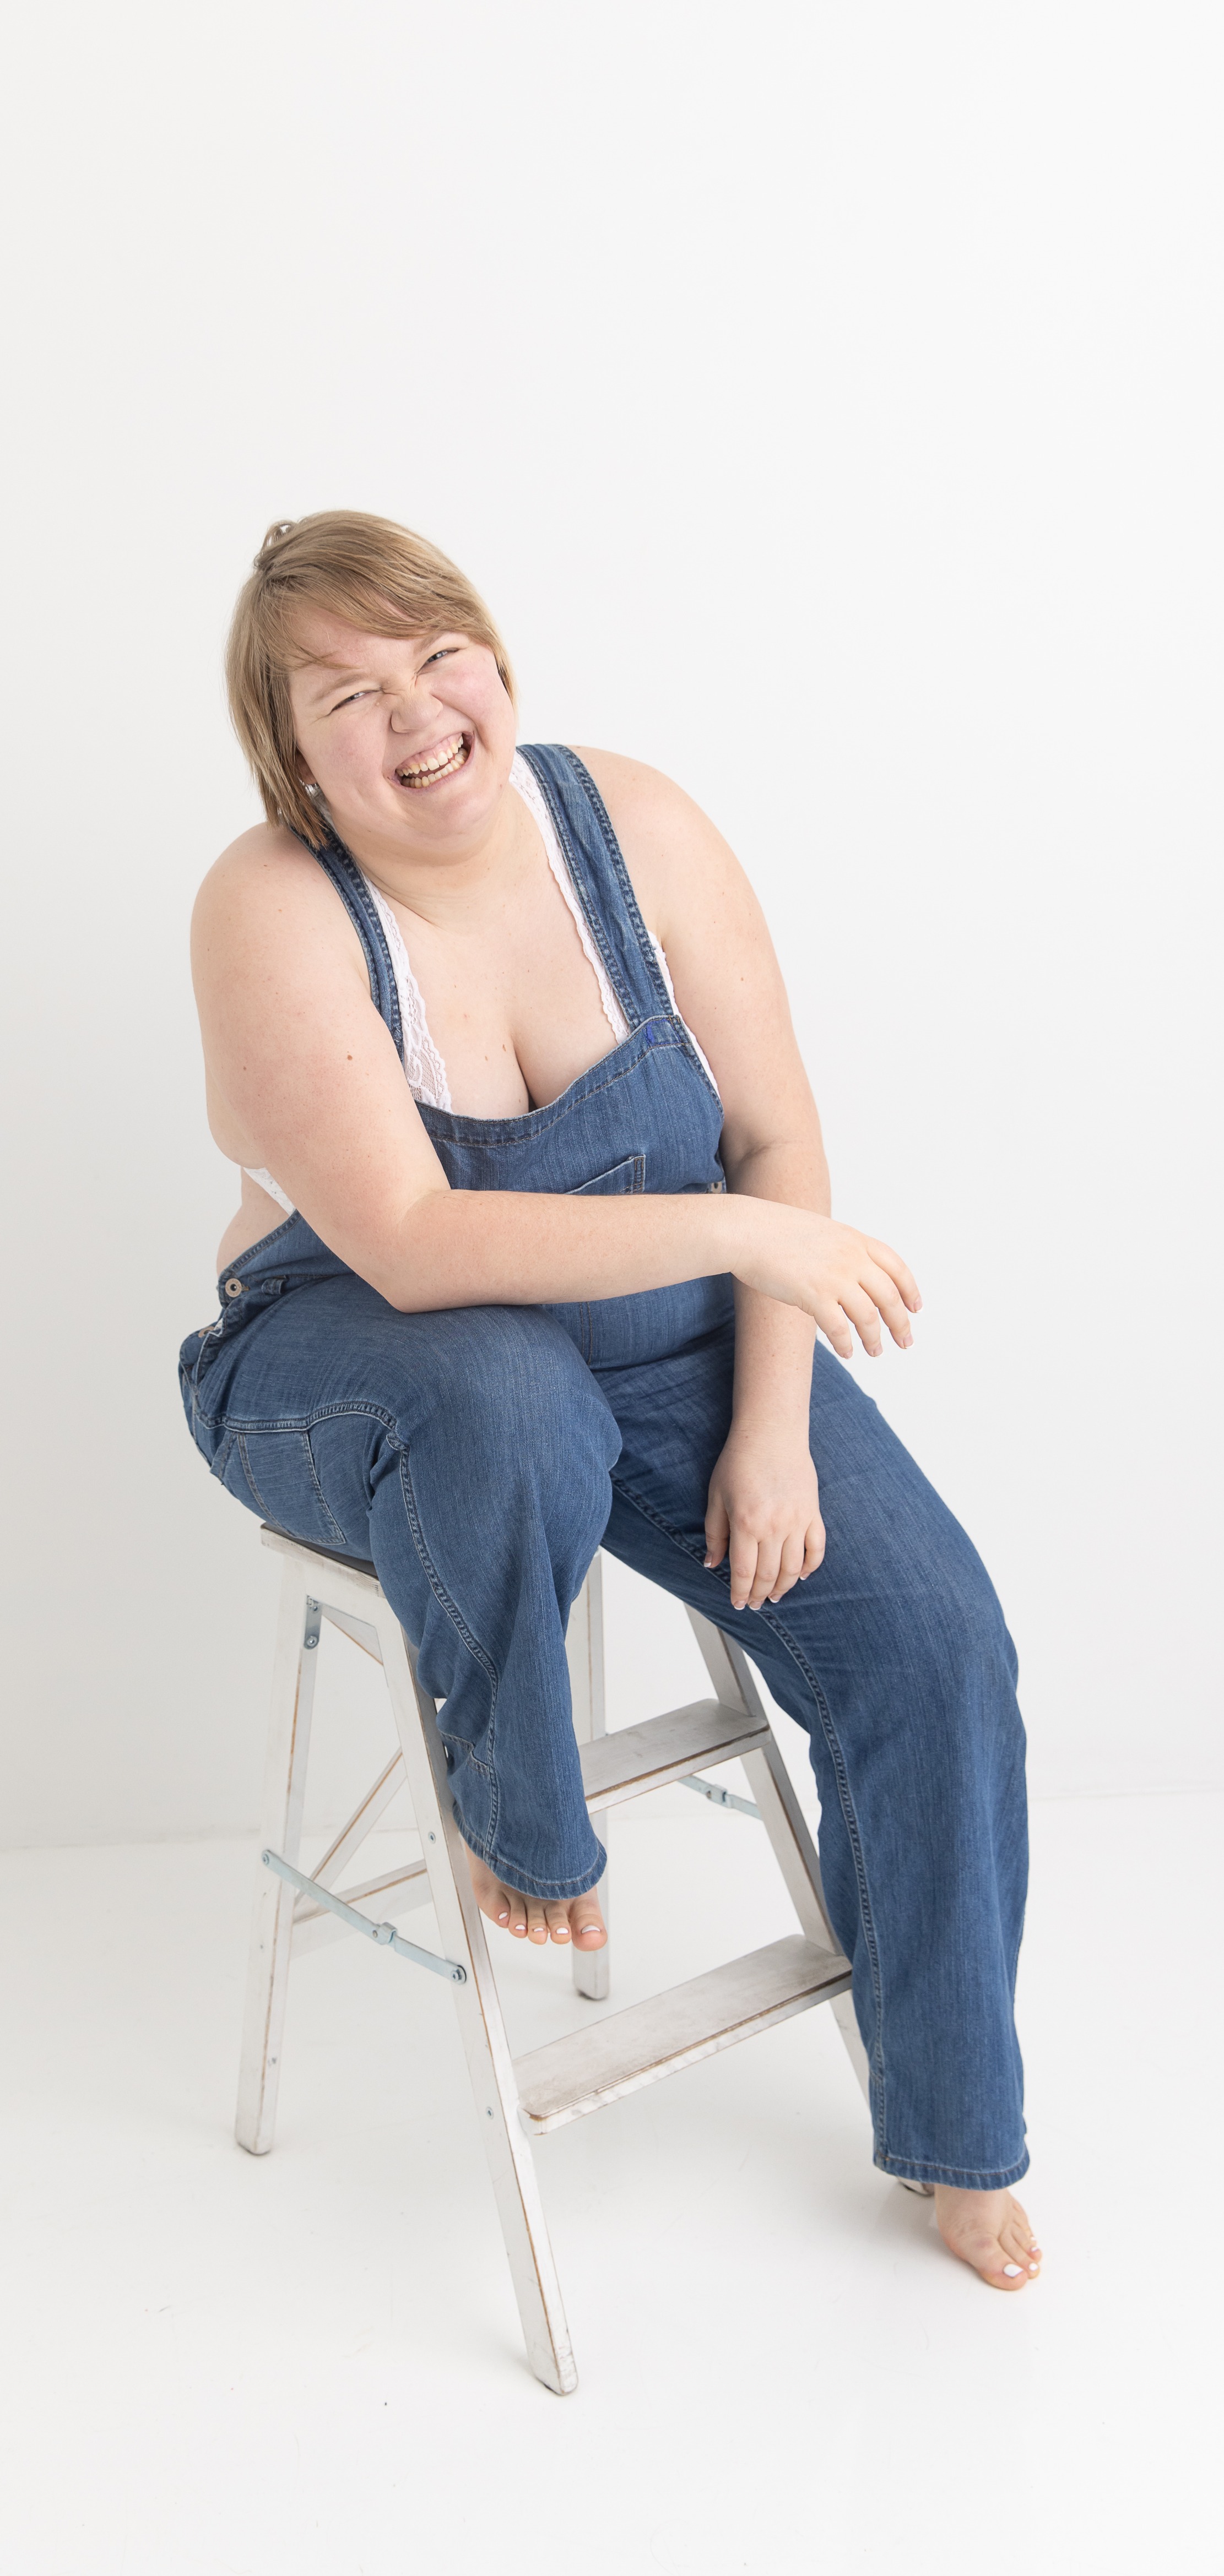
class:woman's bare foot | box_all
[464,1847,607,1950]
[934,2185,1042,2290]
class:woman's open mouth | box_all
[392,731,471,790]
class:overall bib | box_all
[180,746,1029,2189]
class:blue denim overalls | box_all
[180,746,1030,2189]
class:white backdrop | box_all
[1,1,1219,1846]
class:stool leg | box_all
[235,1557,319,2155]
[566,1555,610,2003]
[375,1604,579,2398]
[687,1609,870,2104]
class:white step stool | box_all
[238,1525,870,2394]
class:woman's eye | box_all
[334,689,373,709]
[423,646,455,667]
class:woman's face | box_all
[286,607,517,862]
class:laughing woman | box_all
[182,512,1040,2291]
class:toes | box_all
[1001,2198,1042,2276]
[966,2238,1030,2289]
[996,2242,1039,2286]
[1012,2202,1042,2258]
[995,2229,1038,2286]
[1001,2224,1037,2265]
[463,1851,501,1920]
[934,2187,1043,2290]
[483,1886,608,1950]
[467,1856,515,1932]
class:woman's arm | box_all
[193,819,917,1345]
[577,749,914,1611]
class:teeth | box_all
[396,734,468,785]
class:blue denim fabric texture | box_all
[180,744,1029,2188]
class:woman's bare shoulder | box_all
[569,746,745,938]
[570,745,700,826]
[193,820,335,941]
[197,817,312,895]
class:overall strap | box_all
[306,832,404,1062]
[517,745,674,1030]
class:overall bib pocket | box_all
[571,1156,646,1195]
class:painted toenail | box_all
[1003,2263,1022,2276]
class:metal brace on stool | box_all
[262,1848,467,1983]
[678,1773,762,1819]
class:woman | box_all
[183,512,1041,2291]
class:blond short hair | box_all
[225,510,516,847]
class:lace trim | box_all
[510,755,629,1044]
[646,934,719,1095]
[513,754,718,1093]
[361,878,452,1111]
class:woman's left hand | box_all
[704,1422,825,1612]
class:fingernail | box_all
[703,1555,713,1567]
[1003,2263,1023,2277]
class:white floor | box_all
[1,1789,1220,2576]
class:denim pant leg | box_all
[598,1323,1030,2189]
[189,1278,620,1900]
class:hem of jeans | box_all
[875,2148,1031,2189]
[451,1812,607,1902]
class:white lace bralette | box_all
[245,750,717,1217]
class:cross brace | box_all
[261,1847,467,1982]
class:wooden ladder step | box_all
[514,1934,852,2134]
[578,1699,767,1814]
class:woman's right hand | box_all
[732,1203,922,1358]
